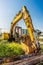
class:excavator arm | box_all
[10,11,22,35]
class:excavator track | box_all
[1,53,43,65]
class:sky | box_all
[0,0,43,32]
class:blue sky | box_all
[0,0,43,32]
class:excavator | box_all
[8,6,40,54]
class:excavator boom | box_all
[22,6,36,49]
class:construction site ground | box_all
[0,52,43,65]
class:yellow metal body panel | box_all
[2,33,9,40]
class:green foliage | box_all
[0,40,9,44]
[0,41,24,57]
[40,44,43,52]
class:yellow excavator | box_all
[8,6,40,54]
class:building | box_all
[38,32,43,44]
